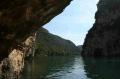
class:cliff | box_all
[0,0,72,78]
[35,28,80,56]
[82,0,120,57]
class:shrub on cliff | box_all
[35,28,80,56]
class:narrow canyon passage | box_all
[19,0,106,79]
[22,0,120,79]
[1,0,120,79]
[44,0,99,46]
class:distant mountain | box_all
[77,45,83,53]
[35,28,80,56]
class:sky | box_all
[44,0,99,45]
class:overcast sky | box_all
[44,0,99,45]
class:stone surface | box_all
[82,0,120,57]
[0,33,36,79]
[0,0,72,60]
[0,0,72,78]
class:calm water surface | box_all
[21,56,120,79]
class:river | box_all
[21,56,120,79]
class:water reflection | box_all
[21,56,88,79]
[83,57,120,79]
[21,56,120,79]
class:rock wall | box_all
[82,0,120,57]
[0,0,72,78]
[0,0,72,60]
[0,33,36,79]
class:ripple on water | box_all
[21,56,90,79]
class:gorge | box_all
[0,0,120,79]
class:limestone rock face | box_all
[0,0,72,60]
[82,0,120,57]
[0,33,36,79]
[0,0,72,78]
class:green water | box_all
[21,56,120,79]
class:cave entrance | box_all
[43,0,99,46]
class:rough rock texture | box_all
[0,0,72,78]
[82,0,120,57]
[0,0,72,60]
[0,33,36,79]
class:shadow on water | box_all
[21,56,120,79]
[83,57,120,79]
[21,56,88,79]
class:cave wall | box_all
[82,0,120,57]
[0,33,36,78]
[0,0,72,78]
[0,0,72,61]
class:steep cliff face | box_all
[0,0,72,78]
[82,0,120,57]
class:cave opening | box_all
[43,0,99,46]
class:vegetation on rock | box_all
[35,28,80,56]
